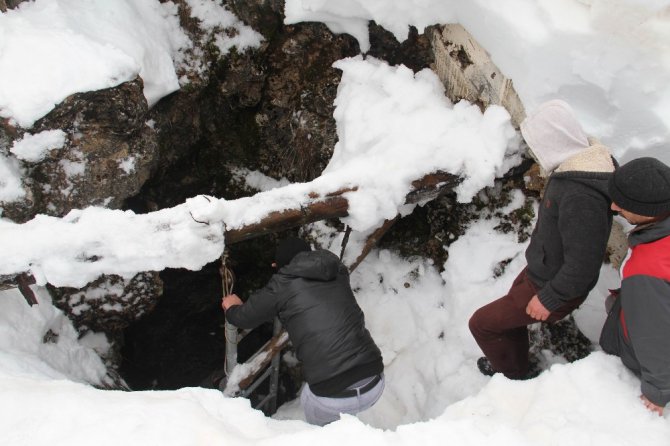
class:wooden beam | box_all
[225,170,460,245]
[225,189,353,244]
[348,217,399,272]
[0,273,38,306]
[0,171,461,290]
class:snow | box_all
[2,219,669,444]
[0,0,669,444]
[185,0,264,54]
[0,288,108,385]
[118,156,137,174]
[10,129,67,163]
[0,205,225,287]
[0,154,25,203]
[285,0,670,165]
[0,0,261,128]
[328,58,521,206]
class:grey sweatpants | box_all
[300,375,385,426]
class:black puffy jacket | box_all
[225,249,383,396]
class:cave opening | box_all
[118,231,303,413]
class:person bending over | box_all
[222,237,384,425]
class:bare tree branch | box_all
[348,217,400,272]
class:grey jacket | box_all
[225,249,383,396]
[525,146,615,311]
[600,216,670,407]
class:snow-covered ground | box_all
[3,219,668,445]
[0,0,669,444]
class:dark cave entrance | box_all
[118,233,301,413]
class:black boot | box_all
[477,357,496,376]
[476,356,542,379]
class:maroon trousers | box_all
[468,268,585,379]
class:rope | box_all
[220,250,235,296]
[221,249,238,354]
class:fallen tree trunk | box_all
[0,172,462,292]
[225,188,354,244]
[225,170,461,244]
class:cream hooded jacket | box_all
[521,100,615,311]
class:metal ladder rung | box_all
[225,317,285,414]
[240,362,274,397]
[255,390,277,412]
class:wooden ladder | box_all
[218,250,289,413]
[221,318,289,413]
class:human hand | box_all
[222,294,243,311]
[526,295,550,321]
[640,395,664,416]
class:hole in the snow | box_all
[118,234,301,414]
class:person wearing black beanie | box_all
[600,157,670,416]
[609,157,670,222]
[221,237,384,425]
[274,236,311,268]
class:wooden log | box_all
[225,189,354,244]
[430,24,526,127]
[17,273,38,306]
[225,171,460,244]
[0,171,460,291]
[348,217,399,272]
[0,273,38,306]
[406,171,462,203]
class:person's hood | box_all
[554,143,615,174]
[279,249,341,281]
[548,142,616,200]
[521,99,590,174]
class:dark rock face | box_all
[48,272,163,335]
[120,264,226,390]
[0,77,163,381]
[1,78,158,223]
[228,0,284,37]
[368,23,434,72]
[114,5,361,392]
[0,0,28,12]
[256,23,359,182]
[381,172,537,269]
[530,316,594,366]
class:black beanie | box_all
[609,157,670,217]
[275,237,311,268]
